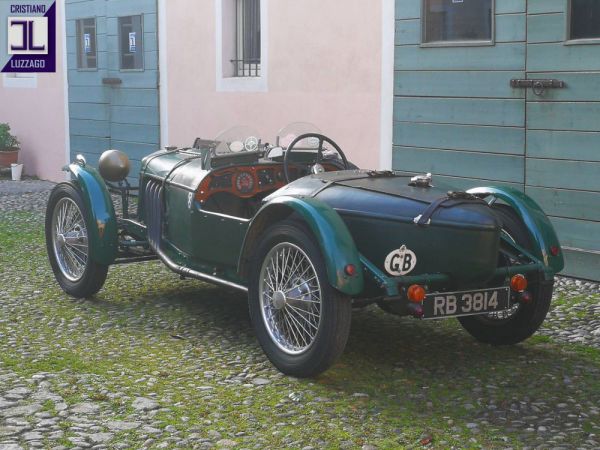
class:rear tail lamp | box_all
[550,246,560,257]
[407,284,426,303]
[510,274,528,292]
[344,264,357,276]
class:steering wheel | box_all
[283,133,349,183]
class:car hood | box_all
[267,170,499,231]
[270,170,452,204]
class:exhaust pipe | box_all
[144,180,248,293]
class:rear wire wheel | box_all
[248,220,352,377]
[45,183,109,298]
[457,205,554,345]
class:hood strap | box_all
[414,191,488,227]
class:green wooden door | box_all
[393,0,600,280]
[66,0,159,179]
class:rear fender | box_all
[65,163,118,265]
[468,186,564,275]
[238,196,364,296]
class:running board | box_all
[154,247,248,292]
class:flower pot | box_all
[11,163,23,181]
[0,148,19,168]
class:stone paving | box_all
[0,181,599,449]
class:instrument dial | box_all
[235,171,255,194]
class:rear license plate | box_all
[422,287,510,320]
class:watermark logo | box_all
[8,16,48,54]
[1,1,56,73]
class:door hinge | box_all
[102,77,122,86]
[510,79,566,96]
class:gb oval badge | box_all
[385,245,417,276]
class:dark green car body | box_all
[64,145,564,300]
[48,134,568,377]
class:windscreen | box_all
[213,126,262,155]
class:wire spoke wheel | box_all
[249,220,352,377]
[457,205,554,345]
[51,198,89,282]
[259,242,322,355]
[46,183,109,298]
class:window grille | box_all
[231,0,261,77]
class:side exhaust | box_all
[144,180,248,293]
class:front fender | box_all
[468,186,564,275]
[239,196,364,296]
[66,163,118,265]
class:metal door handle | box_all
[102,77,122,86]
[510,79,566,96]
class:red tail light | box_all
[344,264,357,276]
[511,274,528,292]
[407,284,426,303]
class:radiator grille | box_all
[144,180,164,251]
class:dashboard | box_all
[196,165,297,204]
[195,163,338,204]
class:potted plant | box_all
[0,123,20,168]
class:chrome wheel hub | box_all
[259,242,322,355]
[272,291,287,310]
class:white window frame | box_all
[215,0,268,92]
[2,73,38,88]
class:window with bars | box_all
[232,0,261,77]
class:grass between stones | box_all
[1,211,599,449]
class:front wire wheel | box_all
[249,220,352,377]
[51,197,89,281]
[45,183,109,298]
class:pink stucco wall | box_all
[165,0,382,170]
[0,2,66,182]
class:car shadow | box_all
[92,271,598,385]
[83,268,599,439]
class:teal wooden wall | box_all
[393,0,526,192]
[394,0,600,280]
[525,0,600,280]
[66,0,160,180]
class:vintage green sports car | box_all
[45,123,564,377]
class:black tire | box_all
[457,205,554,345]
[45,183,109,298]
[248,220,352,377]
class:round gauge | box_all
[245,136,259,152]
[236,171,255,194]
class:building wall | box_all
[164,0,383,170]
[0,0,67,182]
[392,0,600,281]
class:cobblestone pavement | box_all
[1,184,599,449]
[0,180,56,213]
